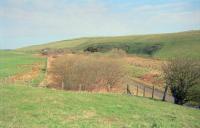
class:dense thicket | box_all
[50,54,126,91]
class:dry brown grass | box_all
[8,64,41,83]
[124,55,163,70]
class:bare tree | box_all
[162,58,200,105]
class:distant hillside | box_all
[18,30,200,59]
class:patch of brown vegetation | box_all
[65,115,79,122]
[47,54,125,92]
[124,55,163,69]
[139,72,163,86]
[90,85,125,93]
[99,117,119,125]
[83,110,96,118]
[65,110,96,122]
[9,64,41,83]
[44,54,67,88]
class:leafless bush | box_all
[50,54,126,91]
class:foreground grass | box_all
[0,85,199,128]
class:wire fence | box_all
[127,80,174,102]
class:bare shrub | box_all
[50,54,126,91]
[97,58,125,91]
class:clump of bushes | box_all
[50,54,126,91]
[84,47,99,52]
[83,43,162,56]
[142,44,161,56]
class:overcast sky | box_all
[0,0,200,49]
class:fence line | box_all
[127,80,174,102]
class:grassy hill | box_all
[18,30,200,59]
[0,85,199,128]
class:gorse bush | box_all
[50,54,126,91]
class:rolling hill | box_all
[18,30,200,59]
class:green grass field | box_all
[0,85,199,128]
[0,50,45,79]
[18,30,200,59]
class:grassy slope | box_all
[0,50,45,79]
[18,30,200,59]
[0,85,199,128]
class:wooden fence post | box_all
[136,85,138,96]
[61,81,64,89]
[152,85,155,99]
[127,84,131,95]
[143,86,145,97]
